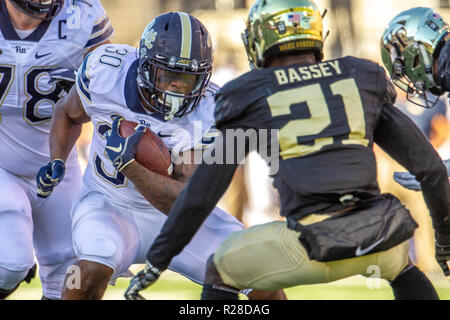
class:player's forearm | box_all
[49,100,83,162]
[147,162,239,270]
[121,161,185,215]
[375,104,450,227]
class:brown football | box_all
[119,120,173,177]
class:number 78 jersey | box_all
[214,56,398,218]
[0,0,113,176]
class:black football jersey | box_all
[146,56,450,270]
[214,57,396,218]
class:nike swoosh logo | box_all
[35,52,52,59]
[105,143,123,153]
[355,237,385,257]
[157,132,172,138]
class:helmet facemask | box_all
[137,56,212,121]
[9,0,64,20]
[387,39,441,108]
[137,12,213,121]
[381,7,449,108]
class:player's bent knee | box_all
[77,237,118,261]
[0,266,29,290]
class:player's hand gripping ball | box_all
[118,119,173,176]
[104,116,145,172]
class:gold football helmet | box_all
[242,0,325,69]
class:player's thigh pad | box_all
[168,207,245,284]
[71,191,140,277]
[213,221,410,290]
[0,168,34,272]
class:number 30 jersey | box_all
[0,0,114,176]
[76,44,218,208]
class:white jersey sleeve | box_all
[75,44,129,115]
[83,0,115,50]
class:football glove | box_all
[124,261,163,300]
[36,159,66,198]
[393,171,421,191]
[393,158,450,191]
[48,68,76,93]
[435,242,450,276]
[104,115,145,172]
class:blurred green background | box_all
[9,268,450,300]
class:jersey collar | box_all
[0,1,51,42]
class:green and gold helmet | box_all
[381,7,449,108]
[242,0,324,69]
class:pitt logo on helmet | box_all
[143,22,158,50]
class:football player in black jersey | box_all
[125,0,450,300]
[380,8,450,272]
[381,8,450,184]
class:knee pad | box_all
[0,265,35,291]
[76,236,120,270]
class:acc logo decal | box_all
[177,59,191,66]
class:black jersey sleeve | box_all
[146,131,250,270]
[437,40,450,92]
[146,162,239,270]
[214,70,272,129]
[374,103,450,233]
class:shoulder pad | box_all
[214,70,270,128]
[76,45,135,109]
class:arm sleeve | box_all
[84,0,114,49]
[437,40,450,92]
[146,129,252,270]
[75,52,94,112]
[374,103,450,233]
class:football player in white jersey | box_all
[0,0,113,299]
[40,12,286,300]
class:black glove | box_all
[36,159,66,198]
[436,243,450,276]
[48,68,76,93]
[435,232,450,276]
[124,261,163,300]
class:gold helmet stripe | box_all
[179,12,192,59]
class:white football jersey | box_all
[0,0,114,176]
[76,44,219,208]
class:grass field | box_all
[8,268,450,300]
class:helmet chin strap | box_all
[158,91,184,121]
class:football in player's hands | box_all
[119,120,173,177]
